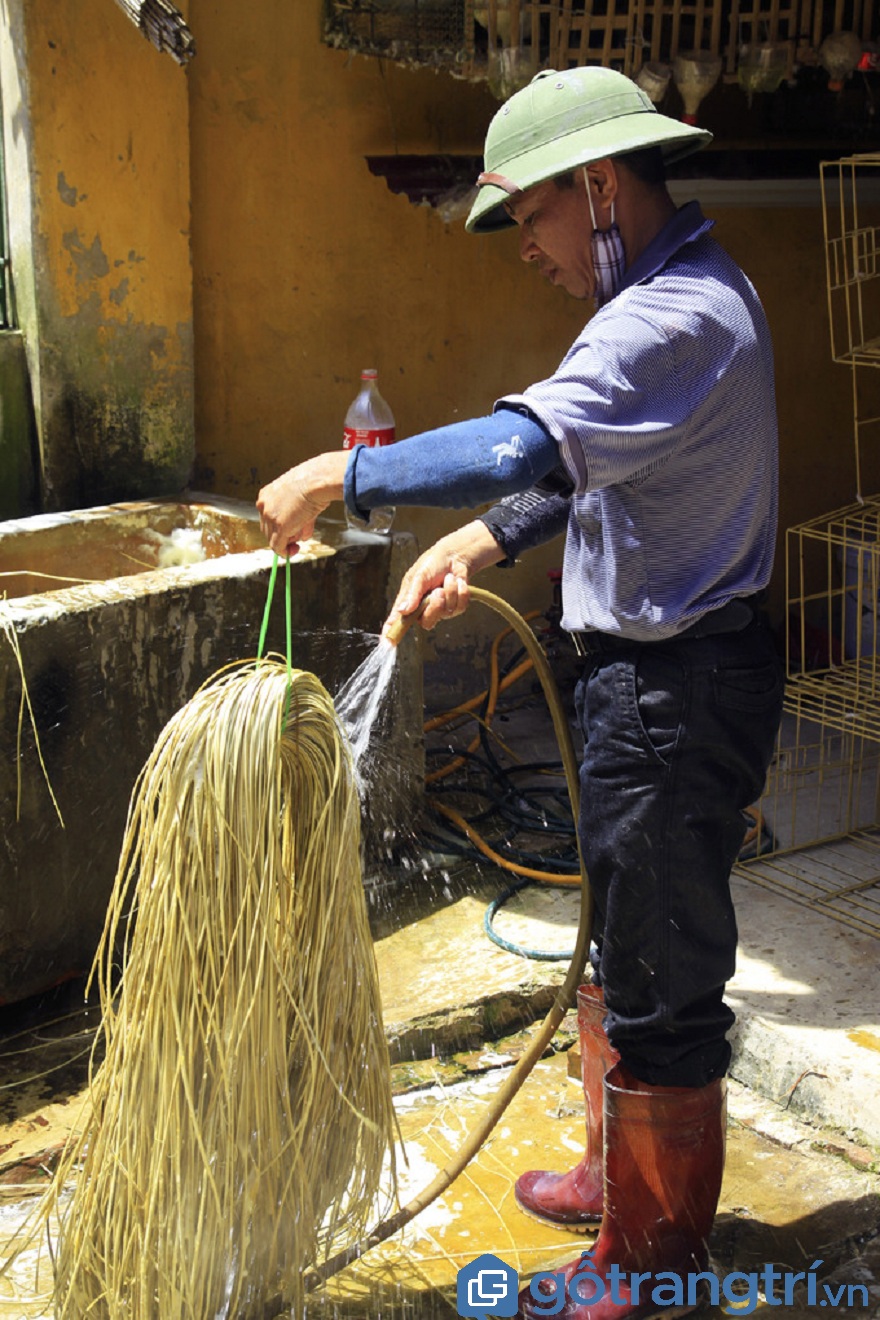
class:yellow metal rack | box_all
[735,155,880,940]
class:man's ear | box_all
[585,159,619,209]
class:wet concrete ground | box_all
[0,866,878,1318]
[315,1058,880,1318]
[324,865,880,1319]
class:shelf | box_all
[365,155,482,208]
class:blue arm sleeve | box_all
[343,410,560,520]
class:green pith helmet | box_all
[466,66,711,234]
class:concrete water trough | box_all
[0,494,423,1006]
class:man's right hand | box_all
[256,451,348,557]
[384,521,506,638]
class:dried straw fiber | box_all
[49,659,396,1318]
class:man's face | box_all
[505,177,595,300]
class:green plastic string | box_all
[257,553,294,730]
[282,555,293,730]
[257,554,279,662]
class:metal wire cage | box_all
[322,0,878,83]
[734,711,880,938]
[822,154,880,371]
[734,494,880,938]
[784,496,880,731]
[322,0,476,68]
[734,154,880,941]
[320,0,725,77]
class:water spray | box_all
[303,583,593,1294]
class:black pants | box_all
[575,615,784,1088]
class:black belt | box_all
[568,597,759,660]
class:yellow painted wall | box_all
[1,0,194,507]
[187,1,563,491]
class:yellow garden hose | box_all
[417,602,579,886]
[424,613,539,785]
[430,798,581,886]
[423,654,535,734]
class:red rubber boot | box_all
[514,984,619,1229]
[518,1062,727,1319]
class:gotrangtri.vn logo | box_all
[456,1253,518,1317]
[455,1250,872,1316]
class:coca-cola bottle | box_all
[342,368,396,534]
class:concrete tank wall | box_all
[0,497,422,1005]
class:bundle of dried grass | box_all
[46,659,395,1319]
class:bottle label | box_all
[343,426,396,450]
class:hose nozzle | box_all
[385,598,429,647]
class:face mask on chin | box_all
[584,167,626,309]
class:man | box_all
[258,65,784,1319]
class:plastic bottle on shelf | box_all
[342,368,396,534]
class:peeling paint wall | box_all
[0,0,195,510]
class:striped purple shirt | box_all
[497,202,778,640]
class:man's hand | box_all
[384,521,506,638]
[256,452,348,556]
